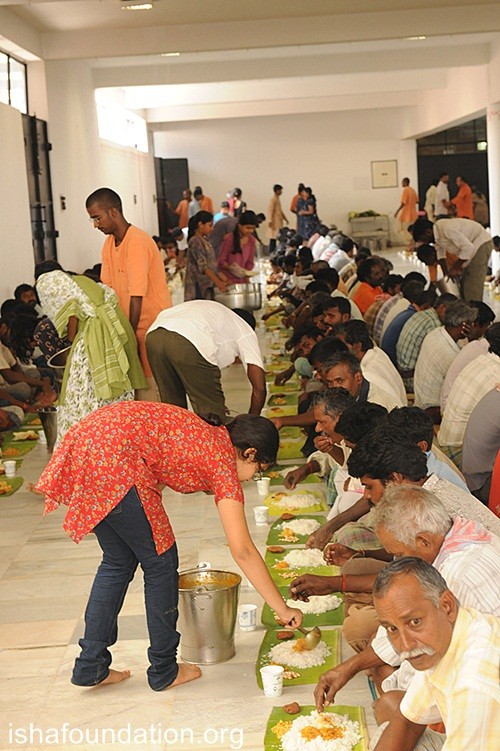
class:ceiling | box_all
[1,1,500,131]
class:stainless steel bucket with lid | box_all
[178,566,241,664]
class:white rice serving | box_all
[285,594,342,615]
[283,548,326,568]
[280,710,361,751]
[278,518,321,536]
[268,639,330,669]
[274,493,320,510]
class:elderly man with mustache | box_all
[365,558,499,751]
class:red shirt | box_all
[37,402,243,554]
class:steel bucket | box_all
[178,568,241,664]
[38,406,58,452]
[245,282,262,311]
[47,346,71,386]
[214,283,248,309]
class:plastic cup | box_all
[238,603,257,631]
[3,461,16,478]
[253,505,269,525]
[260,665,284,697]
[256,477,271,497]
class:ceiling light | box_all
[161,52,181,57]
[403,36,427,41]
[121,1,154,10]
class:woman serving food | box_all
[36,401,302,691]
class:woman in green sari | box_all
[36,266,146,442]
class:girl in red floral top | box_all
[36,402,302,691]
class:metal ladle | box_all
[296,625,322,650]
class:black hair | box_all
[307,336,348,365]
[382,274,404,293]
[311,304,326,320]
[340,237,355,253]
[232,308,256,330]
[14,284,35,301]
[336,402,388,445]
[320,350,362,376]
[193,186,203,198]
[415,289,437,308]
[401,279,425,303]
[305,281,330,294]
[335,319,373,352]
[355,248,371,263]
[485,322,500,357]
[310,292,334,309]
[434,293,458,309]
[313,267,340,290]
[282,254,297,271]
[85,187,122,212]
[439,172,449,179]
[34,260,64,281]
[233,188,242,198]
[187,210,213,240]
[347,431,427,482]
[387,407,434,451]
[404,271,427,285]
[356,257,383,282]
[322,296,351,316]
[273,184,283,192]
[0,299,18,319]
[468,300,495,327]
[224,414,279,465]
[288,324,323,348]
[411,218,434,242]
[9,313,39,364]
[416,244,437,265]
[297,246,313,266]
[310,387,356,417]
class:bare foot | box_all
[166,663,202,689]
[98,669,132,686]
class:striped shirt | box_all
[373,294,402,345]
[438,353,500,448]
[414,327,461,409]
[400,608,500,750]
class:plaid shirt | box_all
[438,353,500,448]
[400,608,500,750]
[363,295,390,336]
[396,307,441,372]
[373,294,402,344]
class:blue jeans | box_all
[71,486,180,691]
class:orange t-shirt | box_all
[101,225,172,377]
[451,183,473,219]
[200,195,214,214]
[175,199,189,229]
[352,282,383,315]
[400,186,419,223]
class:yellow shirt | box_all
[401,607,500,750]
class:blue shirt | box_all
[381,306,416,365]
[426,451,469,492]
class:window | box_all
[0,50,28,113]
[417,117,486,156]
[95,90,148,153]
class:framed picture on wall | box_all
[371,160,398,188]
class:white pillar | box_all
[486,102,500,235]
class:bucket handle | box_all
[193,592,212,611]
[179,561,211,577]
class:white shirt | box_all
[367,380,401,412]
[361,347,407,407]
[438,352,500,447]
[414,327,461,409]
[433,218,492,265]
[147,300,263,371]
[441,337,489,411]
[434,179,450,216]
[326,248,350,272]
[311,235,330,261]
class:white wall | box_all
[153,108,418,239]
[0,102,36,302]
[44,60,158,274]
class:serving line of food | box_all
[229,310,372,750]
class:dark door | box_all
[22,114,58,263]
[154,157,189,235]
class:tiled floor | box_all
[0,248,497,751]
